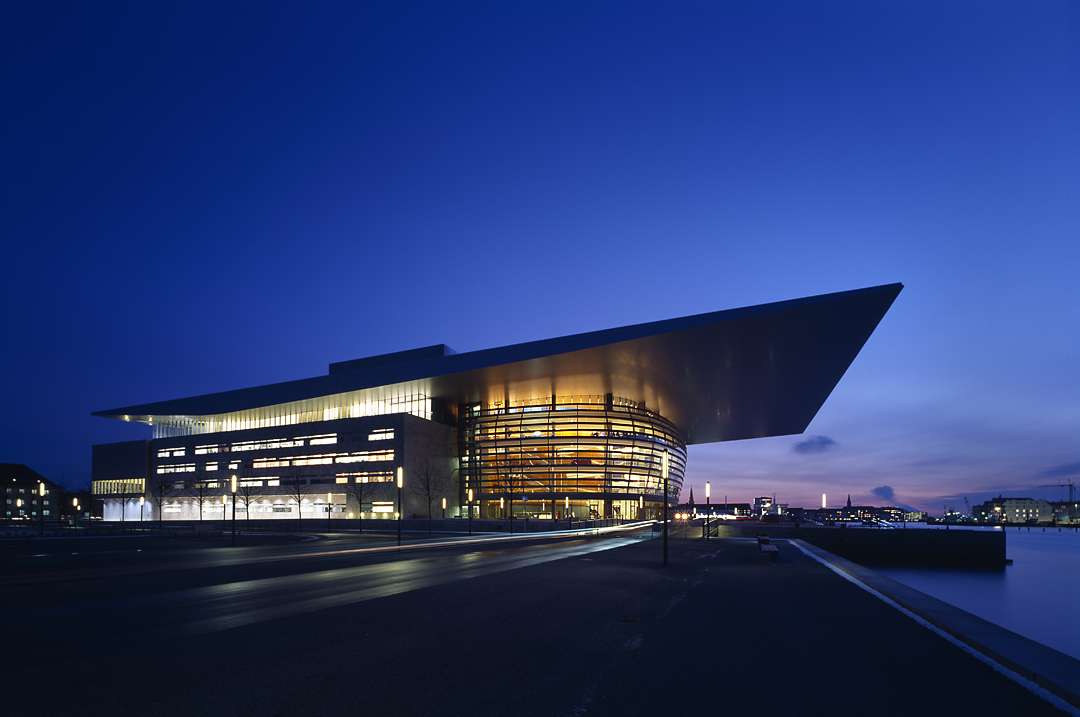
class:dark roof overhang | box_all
[94,283,902,445]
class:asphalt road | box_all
[2,528,1063,716]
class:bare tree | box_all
[192,480,210,521]
[411,460,438,534]
[153,476,171,531]
[238,482,260,523]
[117,482,129,525]
[347,478,368,533]
[290,478,304,531]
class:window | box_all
[92,478,146,495]
[156,447,186,458]
[371,501,394,514]
[337,471,394,484]
[205,462,219,472]
[229,437,304,453]
[336,450,394,464]
[157,464,196,474]
[368,429,394,441]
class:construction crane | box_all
[1039,479,1076,502]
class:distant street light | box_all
[441,496,447,520]
[662,451,670,566]
[231,475,238,544]
[565,496,571,530]
[639,494,644,520]
[38,482,46,536]
[73,496,80,530]
[139,495,145,526]
[396,467,404,547]
[467,487,474,536]
[326,491,332,532]
[704,481,711,540]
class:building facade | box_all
[90,284,901,523]
[972,497,1056,524]
[2,464,60,522]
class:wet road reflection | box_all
[32,534,648,635]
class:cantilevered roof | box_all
[94,283,902,445]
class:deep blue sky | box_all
[2,2,1077,511]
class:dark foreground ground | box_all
[2,528,1062,716]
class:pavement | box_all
[2,527,1065,716]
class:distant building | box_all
[2,464,60,522]
[691,502,752,519]
[1051,501,1079,524]
[971,497,1053,524]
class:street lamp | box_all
[638,494,644,520]
[221,494,227,530]
[441,496,447,520]
[396,466,404,547]
[704,481,711,540]
[139,495,145,527]
[662,451,670,566]
[500,496,506,532]
[565,496,571,530]
[326,490,332,532]
[467,487,473,536]
[16,497,23,520]
[39,481,46,536]
[73,496,80,530]
[231,475,238,544]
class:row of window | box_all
[92,478,146,495]
[251,450,394,469]
[158,431,395,463]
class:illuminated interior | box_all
[141,387,433,438]
[462,395,686,520]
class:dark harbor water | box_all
[878,527,1080,660]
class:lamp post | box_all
[396,466,403,547]
[139,495,145,529]
[662,451,669,567]
[500,496,506,533]
[704,481,711,540]
[16,497,23,520]
[221,494,227,529]
[524,495,528,533]
[73,496,80,530]
[566,496,571,530]
[326,490,332,533]
[39,482,46,536]
[231,475,238,544]
[467,487,473,536]
[441,496,447,520]
[638,494,644,520]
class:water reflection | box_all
[878,528,1080,659]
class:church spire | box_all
[846,494,852,508]
[688,486,695,507]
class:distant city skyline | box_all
[3,3,1077,514]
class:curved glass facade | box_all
[461,396,686,521]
